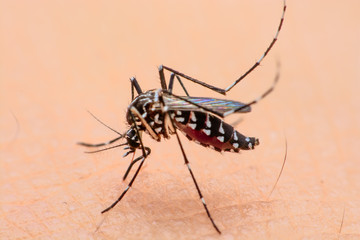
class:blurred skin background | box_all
[1,1,359,239]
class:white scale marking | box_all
[233,143,239,148]
[205,114,211,128]
[245,137,250,142]
[142,112,147,118]
[217,136,224,142]
[203,129,211,136]
[258,53,265,63]
[154,114,162,124]
[149,121,154,126]
[188,123,196,130]
[248,142,253,149]
[175,117,185,123]
[201,197,206,204]
[190,111,196,122]
[155,127,162,133]
[219,121,225,134]
[176,110,182,115]
[154,91,159,102]
[186,163,192,170]
[233,131,238,141]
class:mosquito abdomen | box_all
[171,110,259,152]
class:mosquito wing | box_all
[162,94,251,116]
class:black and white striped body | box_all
[127,89,259,152]
[127,90,172,141]
[80,1,286,234]
[172,110,259,152]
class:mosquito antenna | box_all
[267,136,287,199]
[87,110,123,136]
[77,136,124,148]
[84,143,128,154]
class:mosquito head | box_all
[125,127,140,149]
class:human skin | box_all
[1,1,360,239]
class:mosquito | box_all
[79,0,286,234]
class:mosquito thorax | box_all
[125,89,171,142]
[126,90,162,125]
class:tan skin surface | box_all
[1,1,360,239]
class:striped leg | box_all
[162,0,286,95]
[157,75,220,233]
[101,154,147,213]
[101,109,149,214]
[159,65,190,96]
[122,147,151,181]
[173,128,221,234]
[223,66,280,116]
[162,62,280,120]
[130,77,143,100]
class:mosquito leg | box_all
[224,0,285,93]
[123,151,137,181]
[160,65,190,96]
[102,110,149,213]
[101,155,146,213]
[168,73,175,94]
[158,65,168,91]
[123,147,151,181]
[122,155,144,182]
[173,128,221,234]
[175,75,190,96]
[155,90,220,233]
[223,65,280,116]
[162,66,225,94]
[130,77,143,100]
[168,73,175,93]
[131,79,134,100]
[162,61,280,119]
[166,69,190,96]
[162,0,286,95]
